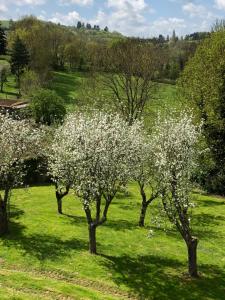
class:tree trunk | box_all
[139,202,148,227]
[57,196,63,214]
[89,223,97,254]
[187,237,198,277]
[0,199,8,236]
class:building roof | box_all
[0,100,29,109]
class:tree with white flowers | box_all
[151,113,202,277]
[0,114,42,235]
[134,140,165,227]
[48,112,143,254]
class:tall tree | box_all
[0,114,41,235]
[94,39,164,125]
[0,22,7,55]
[178,30,225,194]
[48,112,143,254]
[10,36,29,98]
[152,113,202,277]
[0,65,8,93]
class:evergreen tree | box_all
[77,21,82,29]
[0,23,7,55]
[10,36,29,98]
[86,23,92,29]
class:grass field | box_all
[0,184,224,299]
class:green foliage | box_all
[10,36,29,96]
[178,30,225,194]
[30,89,66,125]
[0,65,9,93]
[0,23,7,55]
[21,70,40,96]
[0,184,224,299]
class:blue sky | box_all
[0,0,225,36]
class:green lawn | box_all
[0,184,224,299]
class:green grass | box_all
[0,184,224,299]
[49,71,179,116]
[0,60,18,100]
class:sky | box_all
[0,0,225,37]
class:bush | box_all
[30,89,66,125]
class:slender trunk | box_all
[18,75,21,98]
[187,237,198,277]
[56,196,62,214]
[89,223,97,254]
[0,199,8,236]
[138,184,148,227]
[0,82,3,93]
[55,185,70,215]
[139,202,148,227]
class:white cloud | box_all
[88,0,154,36]
[60,0,93,6]
[215,0,225,10]
[151,17,186,36]
[0,3,8,13]
[49,10,82,25]
[182,3,207,17]
[6,0,45,6]
[107,0,147,11]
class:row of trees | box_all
[0,109,202,278]
[76,21,109,32]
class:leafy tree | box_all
[104,26,109,32]
[212,19,225,32]
[77,21,82,29]
[178,30,225,194]
[0,114,41,235]
[95,39,164,124]
[152,113,202,277]
[30,89,66,125]
[10,36,29,97]
[21,70,40,96]
[0,65,8,93]
[134,140,164,227]
[0,23,7,55]
[48,112,143,254]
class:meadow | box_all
[0,184,224,299]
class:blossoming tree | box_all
[0,114,42,235]
[48,112,143,254]
[152,113,202,277]
[134,139,165,227]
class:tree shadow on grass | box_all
[192,213,225,227]
[9,205,25,220]
[62,213,87,225]
[101,254,225,300]
[104,219,137,231]
[196,198,225,207]
[1,209,88,261]
[2,227,88,261]
[50,72,85,103]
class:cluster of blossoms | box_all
[48,112,144,205]
[0,114,42,187]
[150,112,201,224]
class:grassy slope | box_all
[0,184,224,299]
[49,71,179,116]
[0,60,18,100]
